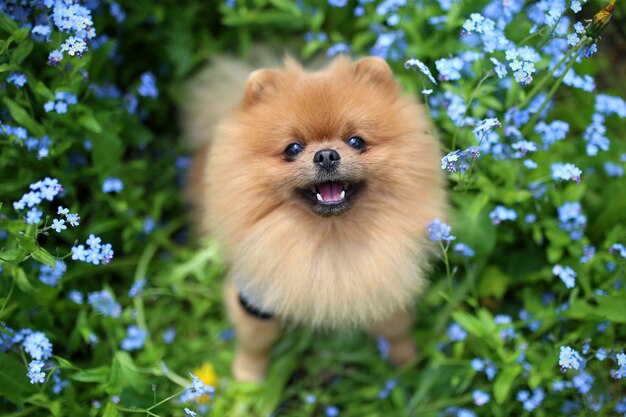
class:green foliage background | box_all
[1,0,626,416]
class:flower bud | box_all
[587,0,616,38]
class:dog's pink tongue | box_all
[318,182,343,202]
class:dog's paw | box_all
[232,349,269,383]
[387,336,417,367]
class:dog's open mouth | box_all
[297,181,364,216]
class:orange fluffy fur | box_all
[185,55,446,329]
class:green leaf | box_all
[3,97,44,137]
[546,246,564,263]
[0,13,18,34]
[113,351,146,392]
[103,402,119,417]
[478,94,503,112]
[268,0,301,14]
[450,201,496,257]
[13,267,36,293]
[31,80,54,100]
[595,295,626,323]
[70,366,110,383]
[78,113,103,133]
[14,232,38,253]
[493,364,522,404]
[0,63,16,73]
[54,356,77,370]
[451,310,484,337]
[12,27,30,42]
[0,36,15,55]
[568,295,626,323]
[10,40,34,65]
[31,247,58,268]
[478,266,510,299]
[92,132,123,177]
[0,352,31,405]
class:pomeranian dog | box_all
[184,53,446,382]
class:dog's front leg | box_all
[225,281,281,382]
[371,309,417,367]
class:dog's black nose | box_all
[314,149,341,171]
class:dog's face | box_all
[286,134,367,217]
[206,56,446,326]
[228,56,417,219]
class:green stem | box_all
[114,406,160,417]
[522,49,580,136]
[538,13,565,49]
[133,241,158,355]
[518,30,543,47]
[0,275,16,316]
[440,241,452,291]
[3,408,38,417]
[518,36,586,110]
[450,71,493,151]
[114,388,187,416]
[146,388,188,411]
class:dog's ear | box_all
[353,57,394,87]
[244,68,280,106]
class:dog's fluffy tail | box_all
[182,56,249,150]
[182,50,286,150]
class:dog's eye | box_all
[284,142,304,158]
[347,136,365,150]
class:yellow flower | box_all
[192,363,218,403]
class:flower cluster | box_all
[517,388,545,411]
[120,325,147,351]
[462,13,507,54]
[489,206,517,224]
[38,260,66,286]
[71,234,114,265]
[471,357,498,380]
[494,314,516,340]
[102,177,124,193]
[473,389,490,406]
[376,379,397,400]
[87,290,122,318]
[179,372,216,404]
[441,147,480,173]
[535,120,569,149]
[609,243,626,259]
[611,353,626,379]
[404,58,437,84]
[7,71,27,88]
[557,202,586,240]
[137,72,159,99]
[427,219,456,242]
[551,162,582,183]
[448,322,467,342]
[506,47,541,86]
[453,243,475,257]
[559,346,584,371]
[44,92,78,114]
[47,0,96,63]
[552,265,577,289]
[0,124,51,158]
[12,180,112,268]
[0,327,61,386]
[13,177,64,224]
[27,360,46,384]
[128,278,146,298]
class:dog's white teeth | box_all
[316,193,324,202]
[340,190,346,199]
